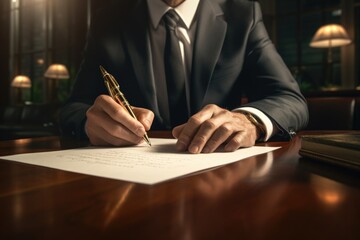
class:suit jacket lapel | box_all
[122,0,159,115]
[191,0,227,113]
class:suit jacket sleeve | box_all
[58,9,108,139]
[239,1,308,139]
[58,0,147,139]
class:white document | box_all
[1,138,280,184]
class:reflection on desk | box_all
[0,131,359,239]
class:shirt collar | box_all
[147,0,200,29]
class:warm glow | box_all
[11,75,31,88]
[14,139,32,145]
[311,176,344,206]
[310,24,351,48]
[44,64,70,79]
[319,192,341,205]
[37,58,45,65]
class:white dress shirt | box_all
[147,0,198,60]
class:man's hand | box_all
[85,95,154,146]
[172,104,259,154]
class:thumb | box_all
[133,107,154,131]
[172,124,186,139]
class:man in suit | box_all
[59,0,308,154]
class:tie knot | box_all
[163,10,181,30]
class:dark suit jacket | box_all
[59,0,308,140]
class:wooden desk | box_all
[0,132,359,239]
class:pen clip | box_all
[107,73,120,89]
[104,80,116,99]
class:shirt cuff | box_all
[233,107,274,141]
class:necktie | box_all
[163,10,189,127]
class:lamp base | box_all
[46,78,58,103]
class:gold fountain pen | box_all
[99,65,151,146]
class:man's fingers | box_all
[132,107,154,131]
[224,132,247,152]
[86,107,143,145]
[86,123,142,146]
[188,108,233,153]
[94,95,146,137]
[175,105,217,152]
[172,124,183,139]
[202,122,234,153]
[174,105,258,153]
[85,95,154,146]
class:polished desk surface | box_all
[0,131,359,239]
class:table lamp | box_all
[44,64,70,103]
[11,75,31,104]
[310,24,351,88]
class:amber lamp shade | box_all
[310,24,351,48]
[11,75,32,88]
[44,64,70,79]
